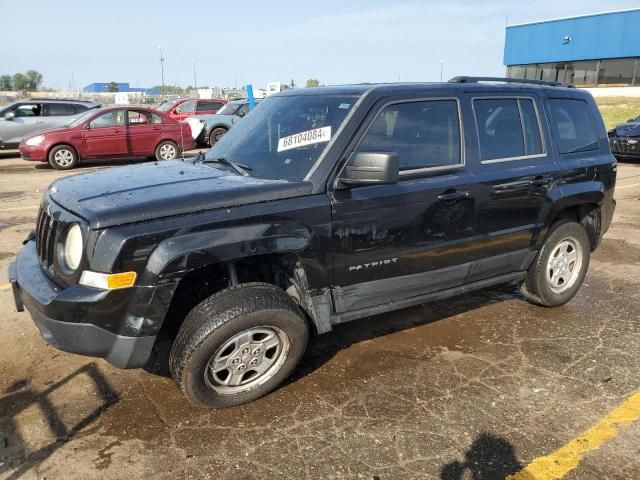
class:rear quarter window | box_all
[548,98,599,154]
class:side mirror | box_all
[4,112,15,120]
[339,152,399,188]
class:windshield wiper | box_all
[201,155,252,176]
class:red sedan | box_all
[19,106,195,170]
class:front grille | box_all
[35,202,59,269]
[610,137,640,154]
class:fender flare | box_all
[534,181,604,249]
[140,223,312,284]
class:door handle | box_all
[437,190,471,202]
[529,176,550,187]
[114,129,122,133]
[34,121,44,124]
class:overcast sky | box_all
[2,0,638,91]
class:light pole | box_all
[158,46,165,94]
[192,58,197,93]
[440,60,445,82]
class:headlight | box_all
[63,223,83,271]
[25,135,44,146]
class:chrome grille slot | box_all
[36,202,58,269]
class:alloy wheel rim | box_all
[546,237,583,294]
[159,144,176,160]
[204,326,290,395]
[54,149,73,166]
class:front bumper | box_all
[19,142,47,161]
[9,241,156,368]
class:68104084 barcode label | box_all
[277,126,332,152]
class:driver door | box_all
[330,96,478,313]
[81,110,127,158]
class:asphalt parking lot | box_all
[0,153,639,480]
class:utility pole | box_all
[440,60,445,82]
[192,58,197,92]
[158,46,165,93]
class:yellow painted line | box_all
[0,204,39,212]
[0,283,12,290]
[507,390,640,480]
[617,182,640,190]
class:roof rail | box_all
[448,76,572,88]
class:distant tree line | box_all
[0,70,43,92]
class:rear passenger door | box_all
[466,93,558,276]
[330,95,480,313]
[126,109,163,156]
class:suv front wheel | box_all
[169,283,309,408]
[521,220,591,307]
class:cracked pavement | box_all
[0,154,638,479]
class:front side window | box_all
[89,110,125,128]
[357,100,462,171]
[175,100,196,114]
[474,98,544,161]
[548,99,598,154]
[204,95,357,181]
[14,104,42,117]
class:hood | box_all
[23,125,73,141]
[614,122,640,137]
[48,160,313,229]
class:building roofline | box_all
[506,7,640,29]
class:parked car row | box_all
[1,94,257,169]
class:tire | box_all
[155,140,179,161]
[48,145,78,170]
[169,282,309,408]
[521,220,591,307]
[208,127,228,146]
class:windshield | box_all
[204,95,358,181]
[216,102,242,116]
[66,110,98,127]
[157,100,177,112]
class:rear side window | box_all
[357,99,462,172]
[197,101,225,112]
[128,110,162,125]
[548,99,598,154]
[473,98,544,161]
[46,103,76,116]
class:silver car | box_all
[0,99,100,149]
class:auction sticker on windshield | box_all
[277,126,331,152]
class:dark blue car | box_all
[609,114,640,160]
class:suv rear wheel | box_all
[209,127,228,146]
[48,145,78,170]
[521,221,590,307]
[169,283,309,408]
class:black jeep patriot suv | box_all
[10,77,616,408]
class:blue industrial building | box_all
[82,82,160,95]
[504,9,640,86]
